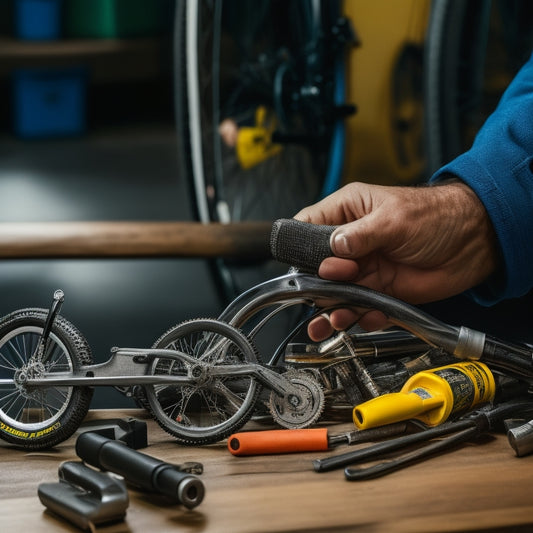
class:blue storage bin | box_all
[12,67,87,139]
[15,0,63,40]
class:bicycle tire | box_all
[0,308,93,450]
[424,0,533,175]
[175,0,350,297]
[146,318,261,445]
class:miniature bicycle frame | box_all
[1,267,532,451]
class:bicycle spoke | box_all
[0,388,22,415]
[0,359,17,372]
[199,388,231,423]
[43,386,70,412]
[212,379,245,414]
[157,385,194,423]
[148,319,260,443]
[3,338,28,369]
[10,395,28,423]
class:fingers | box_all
[356,310,389,331]
[318,257,359,281]
[309,257,389,341]
[295,182,399,340]
[328,308,360,331]
[307,314,335,341]
[294,183,364,226]
[307,308,389,341]
[329,214,389,260]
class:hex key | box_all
[313,400,533,478]
[313,418,476,473]
[344,425,479,480]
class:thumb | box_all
[330,216,385,258]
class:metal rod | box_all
[0,221,271,259]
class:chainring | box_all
[268,369,325,429]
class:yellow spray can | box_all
[353,361,496,429]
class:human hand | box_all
[294,180,499,340]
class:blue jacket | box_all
[431,52,533,305]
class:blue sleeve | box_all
[430,51,533,305]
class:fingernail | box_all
[332,232,351,256]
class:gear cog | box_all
[268,370,325,429]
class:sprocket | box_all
[268,369,325,429]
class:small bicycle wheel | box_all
[0,309,93,450]
[175,0,352,298]
[146,318,261,445]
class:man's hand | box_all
[295,181,499,340]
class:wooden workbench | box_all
[1,409,532,532]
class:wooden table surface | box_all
[1,409,532,533]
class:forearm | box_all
[429,180,500,283]
[431,54,533,303]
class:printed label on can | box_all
[433,367,475,415]
[433,363,492,416]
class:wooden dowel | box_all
[0,221,273,260]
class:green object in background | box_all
[65,0,163,38]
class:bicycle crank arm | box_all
[209,363,311,399]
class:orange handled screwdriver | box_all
[227,422,411,456]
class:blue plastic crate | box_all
[15,0,63,40]
[12,67,87,139]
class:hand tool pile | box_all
[225,218,533,479]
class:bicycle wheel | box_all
[175,0,354,297]
[0,309,93,450]
[424,0,533,175]
[146,318,261,445]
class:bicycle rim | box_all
[146,319,261,444]
[0,310,93,449]
[178,0,346,224]
[0,325,73,430]
[175,0,348,298]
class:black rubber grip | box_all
[76,432,204,509]
[270,218,336,273]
